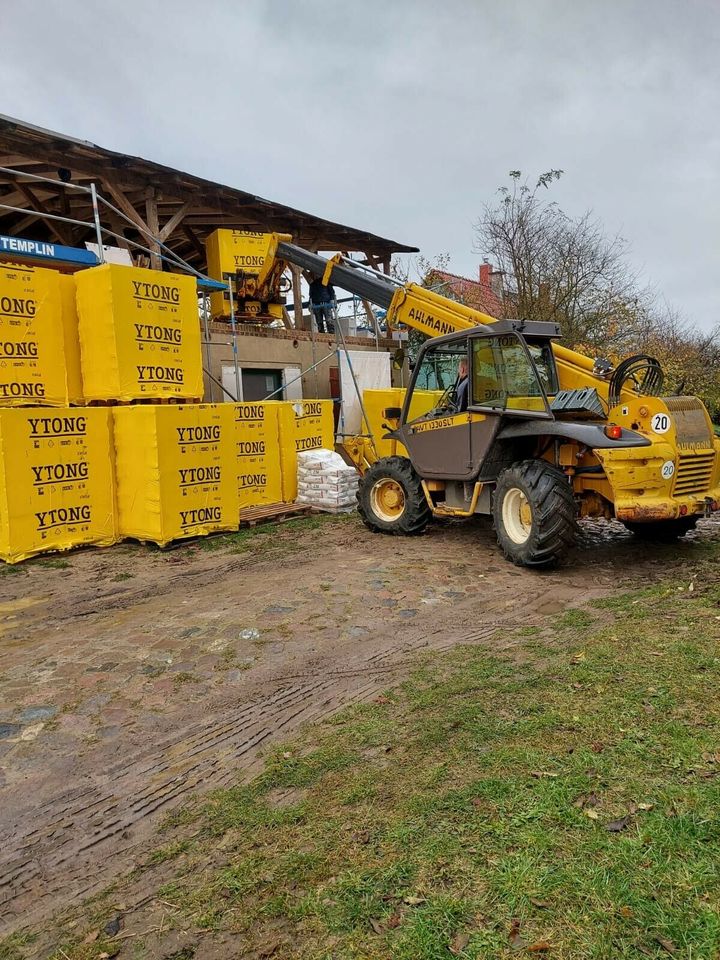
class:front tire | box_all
[357,457,431,535]
[623,516,698,542]
[493,460,577,567]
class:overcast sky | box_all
[1,0,718,331]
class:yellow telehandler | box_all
[214,233,720,566]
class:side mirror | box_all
[382,407,402,420]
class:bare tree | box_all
[475,171,656,354]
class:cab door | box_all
[397,338,499,481]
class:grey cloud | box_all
[1,0,717,330]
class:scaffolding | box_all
[0,166,381,453]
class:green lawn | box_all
[4,544,720,960]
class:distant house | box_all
[425,261,506,319]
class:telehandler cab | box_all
[357,319,655,566]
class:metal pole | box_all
[0,165,91,190]
[89,183,105,263]
[260,350,337,400]
[202,294,214,402]
[225,275,242,402]
[204,367,237,401]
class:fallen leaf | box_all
[604,815,632,832]
[369,918,383,935]
[654,936,678,954]
[574,791,600,809]
[374,695,391,705]
[403,895,427,906]
[509,919,525,951]
[282,751,292,759]
[529,897,550,909]
[531,771,558,779]
[591,741,605,754]
[83,929,100,944]
[584,808,600,820]
[570,652,586,664]
[528,941,552,952]
[637,802,654,811]
[385,912,402,929]
[619,906,633,918]
[688,581,695,592]
[449,931,471,954]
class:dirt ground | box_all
[1,512,718,938]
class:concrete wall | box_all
[202,322,405,402]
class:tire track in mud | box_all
[0,583,554,932]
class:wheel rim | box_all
[370,477,406,522]
[502,487,533,544]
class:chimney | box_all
[479,259,491,287]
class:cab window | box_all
[471,335,553,414]
[410,340,468,420]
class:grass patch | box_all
[9,545,720,959]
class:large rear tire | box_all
[493,460,577,567]
[357,457,431,536]
[623,516,698,542]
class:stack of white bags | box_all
[296,449,358,513]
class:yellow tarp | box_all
[233,402,283,510]
[0,407,117,563]
[273,400,335,502]
[0,263,77,406]
[113,404,238,545]
[75,263,204,402]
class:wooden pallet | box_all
[238,502,315,528]
[86,397,203,407]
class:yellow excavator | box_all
[212,232,720,566]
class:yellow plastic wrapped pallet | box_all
[274,399,335,502]
[75,263,203,401]
[206,230,274,318]
[233,402,283,510]
[0,263,77,406]
[0,407,117,563]
[113,404,238,545]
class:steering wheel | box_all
[425,382,459,418]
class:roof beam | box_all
[158,201,190,242]
[17,182,72,244]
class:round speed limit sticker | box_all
[651,412,671,434]
[661,460,675,480]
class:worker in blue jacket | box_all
[307,273,337,334]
